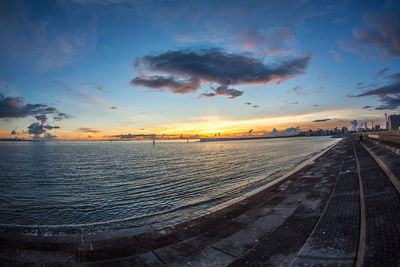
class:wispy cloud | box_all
[284,100,298,105]
[52,80,106,106]
[287,85,306,96]
[79,82,104,91]
[313,86,324,94]
[131,48,310,97]
[110,133,156,139]
[78,127,100,133]
[198,92,216,98]
[329,49,343,62]
[240,27,296,56]
[351,72,400,110]
[312,119,330,122]
[129,1,345,58]
[350,2,400,61]
[0,1,97,71]
[374,68,390,80]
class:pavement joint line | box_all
[360,141,400,195]
[210,245,239,259]
[353,140,365,267]
[296,254,355,260]
[289,156,345,267]
[151,250,166,265]
[339,171,357,174]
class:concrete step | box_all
[290,140,360,266]
[353,139,400,266]
[361,139,400,194]
[365,137,400,156]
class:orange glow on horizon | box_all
[0,109,385,141]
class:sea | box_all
[0,136,338,234]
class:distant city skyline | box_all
[0,0,399,140]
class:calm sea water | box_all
[0,136,337,232]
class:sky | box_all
[0,0,399,140]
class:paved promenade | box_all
[1,136,400,266]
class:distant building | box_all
[386,114,400,130]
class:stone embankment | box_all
[1,135,400,266]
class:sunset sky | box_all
[0,0,399,140]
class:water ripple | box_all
[0,137,336,228]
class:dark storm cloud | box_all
[374,68,390,79]
[131,76,199,94]
[312,119,331,122]
[110,106,117,110]
[110,133,156,139]
[375,96,400,110]
[78,127,99,133]
[363,105,373,109]
[245,102,251,105]
[10,129,16,135]
[352,3,400,60]
[0,93,58,119]
[131,48,310,95]
[35,114,48,123]
[198,86,244,99]
[28,123,46,135]
[44,125,60,130]
[28,122,60,140]
[28,123,60,134]
[214,86,243,99]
